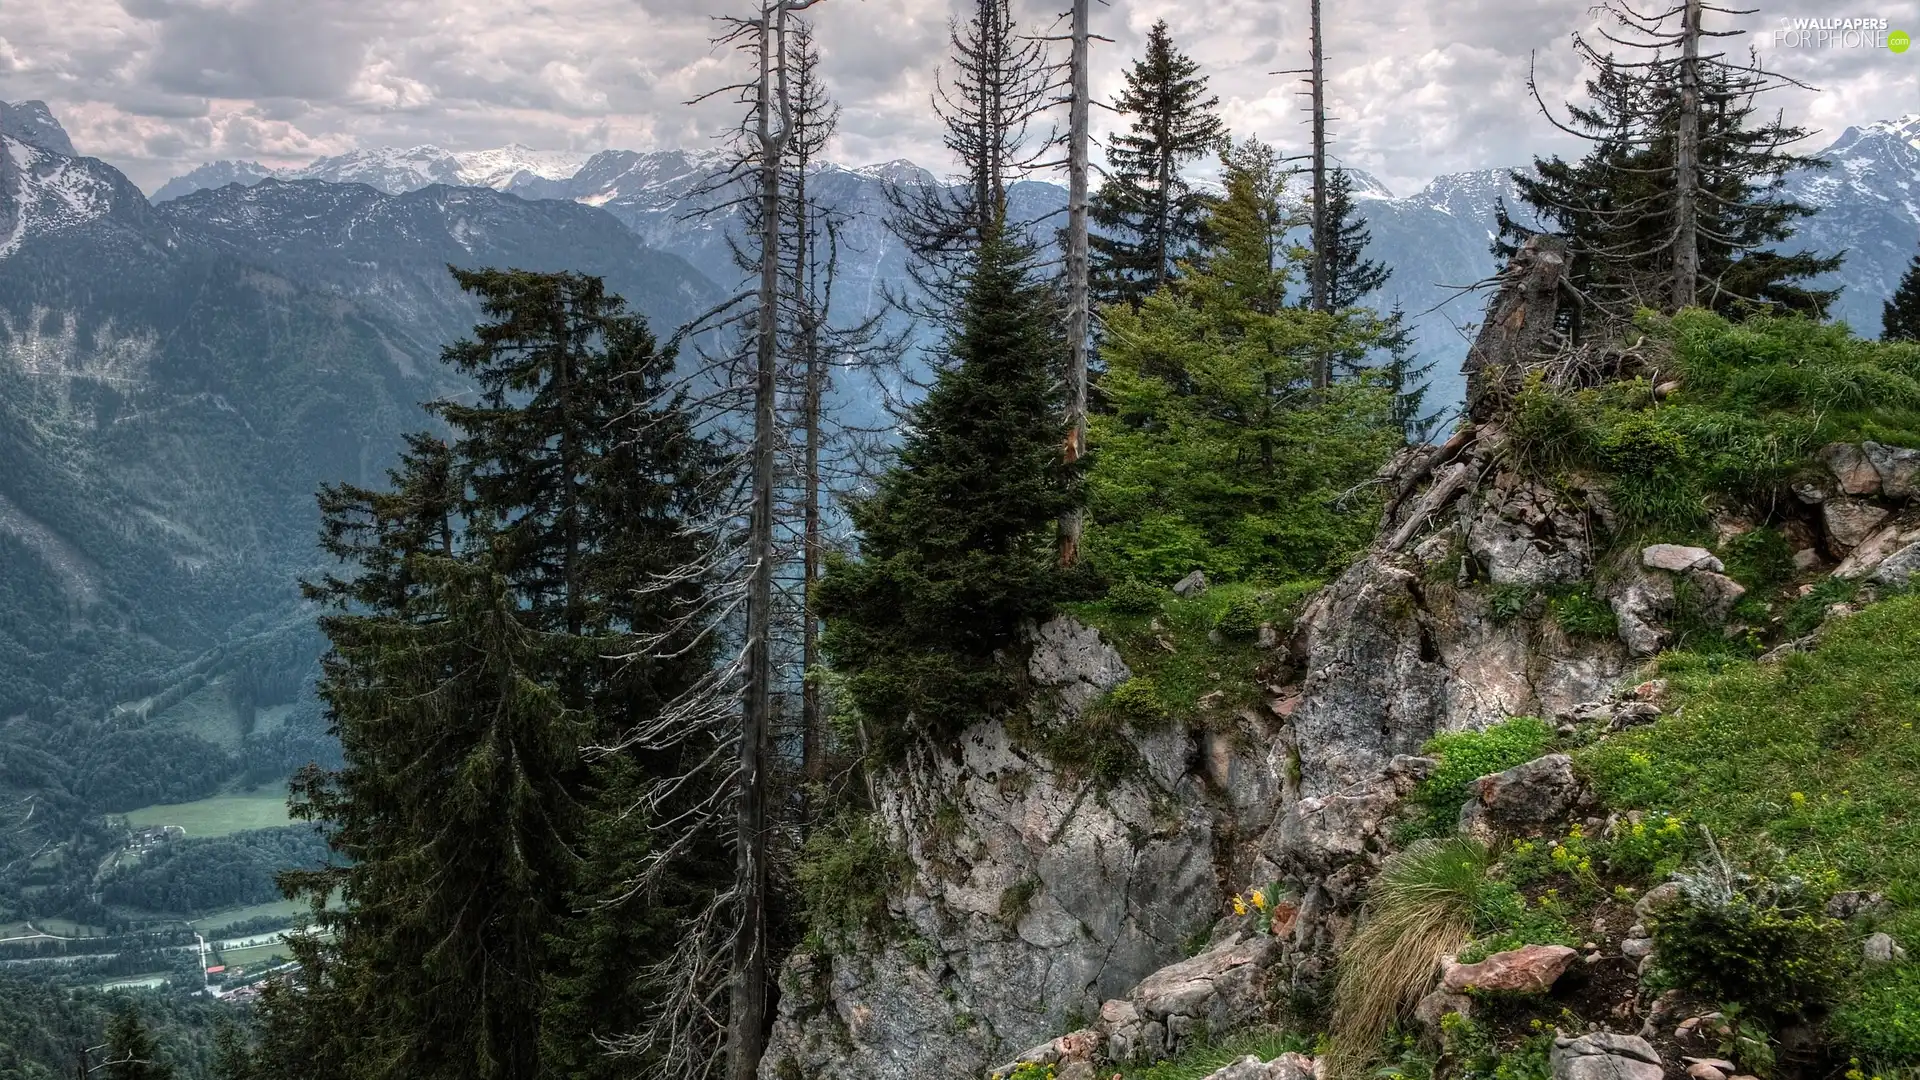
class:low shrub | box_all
[1547,587,1618,638]
[1101,676,1173,727]
[1214,595,1263,638]
[1107,578,1166,614]
[796,812,905,945]
[1834,962,1920,1069]
[1650,863,1848,1022]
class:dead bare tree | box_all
[1503,0,1828,326]
[1058,0,1091,567]
[884,0,1058,316]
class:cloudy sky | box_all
[1,0,1916,196]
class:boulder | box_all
[1635,882,1682,919]
[1642,544,1724,573]
[1173,570,1209,598]
[1686,571,1747,623]
[1865,932,1906,964]
[1609,702,1661,731]
[1871,543,1920,588]
[1461,754,1584,834]
[1825,890,1890,920]
[1822,443,1883,497]
[1620,937,1655,960]
[1865,442,1920,500]
[1552,1033,1664,1080]
[1824,499,1892,552]
[1415,988,1474,1030]
[1440,944,1578,994]
[1685,1064,1728,1080]
[1611,572,1675,656]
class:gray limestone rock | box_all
[1822,443,1883,497]
[1174,570,1210,598]
[1461,754,1585,834]
[1866,442,1920,500]
[1871,543,1920,588]
[1825,498,1892,551]
[1642,544,1724,573]
[1552,1033,1665,1080]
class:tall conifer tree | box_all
[1090,20,1225,309]
[1323,168,1390,310]
[269,271,718,1080]
[1885,247,1920,342]
[816,225,1083,758]
[103,1006,172,1080]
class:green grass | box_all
[1117,1028,1316,1080]
[1071,580,1320,718]
[190,897,320,932]
[216,941,295,968]
[122,790,291,838]
[1575,595,1920,1067]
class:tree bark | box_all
[1308,0,1331,387]
[1463,234,1569,423]
[1059,0,1089,568]
[730,5,784,1073]
[1672,0,1702,311]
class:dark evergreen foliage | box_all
[104,1006,174,1080]
[1885,247,1920,342]
[1090,20,1226,309]
[1497,57,1840,331]
[816,227,1086,758]
[262,270,720,1080]
[1323,168,1391,310]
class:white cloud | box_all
[0,0,1912,193]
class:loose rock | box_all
[1441,944,1578,994]
[1822,443,1884,497]
[1865,932,1906,964]
[1864,442,1920,499]
[1173,570,1209,598]
[1463,754,1585,834]
[1824,499,1892,551]
[1642,544,1725,573]
[1552,1032,1664,1080]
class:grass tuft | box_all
[1326,837,1492,1079]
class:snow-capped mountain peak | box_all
[0,133,132,257]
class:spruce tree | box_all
[1885,247,1920,342]
[816,224,1084,758]
[102,1007,171,1080]
[271,270,719,1080]
[1090,20,1226,309]
[1085,140,1401,582]
[1499,2,1839,332]
[1324,168,1390,310]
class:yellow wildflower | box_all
[1790,791,1807,809]
[1232,896,1249,916]
[1251,889,1268,911]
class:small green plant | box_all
[1546,587,1618,637]
[796,811,905,945]
[999,875,1041,927]
[1107,578,1166,614]
[1600,811,1693,878]
[1102,676,1173,727]
[1650,855,1848,1022]
[1007,1062,1056,1080]
[1328,838,1491,1079]
[1488,584,1534,624]
[1721,528,1795,590]
[1214,595,1262,638]
[1783,575,1861,638]
[1712,1002,1778,1078]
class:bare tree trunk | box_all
[731,6,784,1072]
[799,179,825,786]
[1672,0,1701,311]
[1307,0,1331,387]
[1059,0,1089,568]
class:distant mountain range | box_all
[148,116,1920,412]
